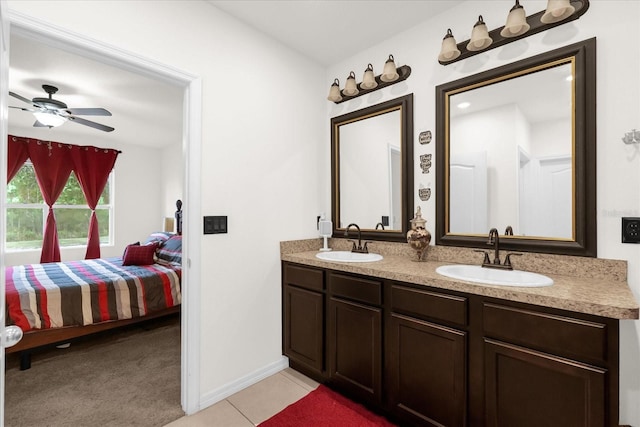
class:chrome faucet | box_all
[344,223,369,253]
[505,225,514,236]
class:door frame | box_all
[2,10,203,416]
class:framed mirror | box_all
[331,94,413,242]
[436,38,596,257]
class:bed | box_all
[5,203,184,370]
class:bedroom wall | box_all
[324,1,640,423]
[6,0,325,413]
[3,128,166,266]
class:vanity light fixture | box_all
[327,78,342,102]
[467,16,492,51]
[438,29,461,62]
[361,64,378,90]
[380,54,400,82]
[326,55,412,104]
[343,71,359,97]
[501,0,530,38]
[541,0,576,24]
[438,0,590,66]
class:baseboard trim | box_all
[199,356,289,410]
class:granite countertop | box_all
[281,239,640,320]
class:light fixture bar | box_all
[439,0,589,66]
[329,65,412,104]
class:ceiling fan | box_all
[9,84,114,132]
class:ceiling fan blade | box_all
[67,116,114,132]
[9,105,36,112]
[33,120,48,127]
[9,91,38,107]
[65,107,112,116]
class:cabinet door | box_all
[283,285,324,378]
[387,313,467,427]
[328,297,382,406]
[484,339,606,427]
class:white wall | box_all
[325,0,640,423]
[4,127,165,266]
[6,0,325,412]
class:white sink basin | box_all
[316,251,383,263]
[435,264,553,287]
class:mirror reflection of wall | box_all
[448,62,573,238]
[339,109,401,230]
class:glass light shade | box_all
[327,78,342,102]
[467,16,492,51]
[380,54,399,83]
[541,0,575,24]
[500,2,530,38]
[343,71,359,96]
[361,64,378,90]
[438,29,461,62]
[33,112,66,127]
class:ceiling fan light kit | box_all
[9,84,115,132]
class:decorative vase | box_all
[406,206,431,261]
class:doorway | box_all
[1,12,202,418]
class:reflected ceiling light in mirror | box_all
[467,16,493,51]
[361,64,378,90]
[33,112,66,127]
[541,0,576,24]
[501,0,530,38]
[438,29,461,62]
[327,78,342,102]
[380,54,399,82]
[457,102,471,109]
[342,71,359,96]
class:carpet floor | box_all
[259,384,397,426]
[4,314,183,427]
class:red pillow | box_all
[122,243,157,266]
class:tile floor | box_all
[165,368,319,426]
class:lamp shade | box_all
[438,29,461,62]
[380,54,399,83]
[327,78,342,102]
[541,0,575,24]
[361,64,378,90]
[501,1,530,38]
[343,71,359,96]
[467,16,492,51]
[33,112,66,127]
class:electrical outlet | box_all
[622,217,640,243]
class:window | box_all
[6,162,113,251]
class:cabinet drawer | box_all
[391,284,467,327]
[283,263,324,292]
[329,273,381,306]
[483,303,608,363]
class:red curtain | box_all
[27,140,74,263]
[70,146,119,259]
[7,136,29,182]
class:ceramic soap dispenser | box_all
[406,206,431,261]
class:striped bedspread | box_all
[5,257,181,332]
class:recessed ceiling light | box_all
[457,102,471,109]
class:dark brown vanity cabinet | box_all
[327,272,383,406]
[281,262,621,426]
[386,283,468,426]
[282,263,325,379]
[482,302,617,427]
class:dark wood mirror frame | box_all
[436,38,596,257]
[331,94,414,242]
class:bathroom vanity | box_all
[281,240,639,427]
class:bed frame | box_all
[6,200,184,370]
